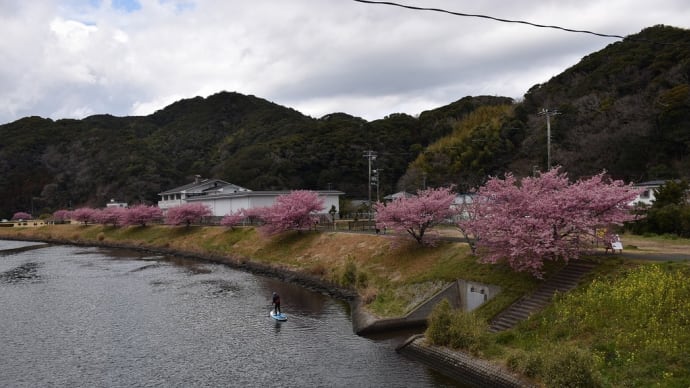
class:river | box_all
[0,240,461,387]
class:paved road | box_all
[599,250,690,262]
[442,235,690,262]
[331,229,690,262]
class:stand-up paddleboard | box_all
[270,310,287,321]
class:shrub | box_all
[341,260,357,287]
[426,299,488,354]
[447,308,488,354]
[356,271,369,288]
[426,299,453,345]
[506,349,543,378]
[540,345,600,387]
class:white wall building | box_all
[630,180,666,206]
[105,199,128,208]
[158,177,251,211]
[158,177,343,217]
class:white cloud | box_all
[131,93,185,116]
[1,0,689,124]
[49,17,98,52]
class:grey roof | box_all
[158,179,250,196]
[383,191,414,200]
[634,179,678,187]
[185,190,345,201]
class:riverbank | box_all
[0,224,546,318]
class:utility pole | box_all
[373,169,383,202]
[363,150,377,219]
[538,108,560,170]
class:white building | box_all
[630,180,666,206]
[106,199,128,208]
[158,177,251,210]
[158,177,343,217]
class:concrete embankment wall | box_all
[0,243,51,256]
[353,279,464,335]
[397,335,535,388]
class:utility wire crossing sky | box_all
[1,0,689,125]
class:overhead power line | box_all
[352,0,686,45]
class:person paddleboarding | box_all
[272,291,281,315]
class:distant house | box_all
[383,191,414,201]
[106,199,128,208]
[158,177,343,217]
[630,180,668,206]
[448,193,475,222]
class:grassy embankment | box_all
[3,225,689,386]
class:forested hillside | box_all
[513,25,690,180]
[403,25,690,190]
[0,90,509,218]
[1,25,688,219]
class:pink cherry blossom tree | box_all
[123,205,163,227]
[72,207,98,225]
[11,211,32,220]
[220,209,247,229]
[459,167,641,277]
[374,187,456,245]
[258,190,324,235]
[52,209,72,222]
[96,207,126,226]
[165,203,212,227]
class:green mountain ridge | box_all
[1,25,689,219]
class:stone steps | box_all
[489,260,597,333]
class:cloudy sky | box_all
[1,0,689,125]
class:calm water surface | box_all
[0,240,460,387]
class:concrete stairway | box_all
[489,260,598,333]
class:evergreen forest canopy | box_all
[1,25,689,219]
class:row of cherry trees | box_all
[45,171,639,277]
[52,203,212,227]
[375,168,640,276]
[50,191,326,235]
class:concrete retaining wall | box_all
[351,298,426,335]
[397,335,535,388]
[406,280,463,319]
[353,280,463,335]
[0,243,51,256]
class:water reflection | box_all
[0,261,42,283]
